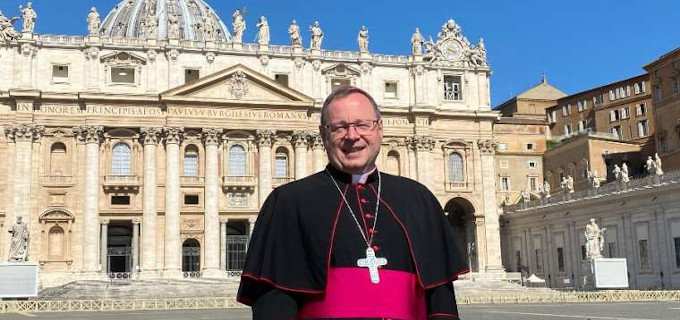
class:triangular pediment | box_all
[160,64,314,106]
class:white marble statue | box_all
[521,189,531,204]
[621,163,630,183]
[143,12,158,39]
[19,2,36,33]
[613,164,621,181]
[411,28,424,55]
[587,170,601,189]
[143,0,155,15]
[542,180,551,199]
[86,7,100,36]
[256,16,270,45]
[357,25,369,53]
[232,9,245,43]
[168,11,180,39]
[309,21,323,50]
[585,218,606,260]
[203,10,216,41]
[645,156,655,175]
[469,38,487,67]
[654,153,664,175]
[8,216,29,262]
[0,11,21,41]
[288,20,301,46]
[561,175,574,194]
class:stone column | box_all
[202,128,222,277]
[311,133,327,173]
[478,140,504,273]
[140,127,161,275]
[292,131,309,179]
[220,219,228,270]
[132,219,140,272]
[100,219,109,273]
[256,130,275,207]
[415,135,435,191]
[5,124,44,226]
[405,137,418,180]
[74,126,104,273]
[248,217,257,238]
[163,127,184,277]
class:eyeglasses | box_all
[322,119,380,136]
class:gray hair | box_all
[320,85,381,126]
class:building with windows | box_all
[0,1,503,287]
[543,75,654,192]
[493,77,563,205]
[645,47,680,171]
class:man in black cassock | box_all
[238,86,468,319]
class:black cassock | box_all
[238,165,468,320]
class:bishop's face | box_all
[321,93,383,175]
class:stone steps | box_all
[38,278,551,301]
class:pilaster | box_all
[477,139,504,273]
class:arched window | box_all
[48,226,65,259]
[385,150,401,176]
[184,145,199,177]
[274,147,289,178]
[228,145,246,176]
[448,153,464,182]
[111,143,132,176]
[50,142,67,176]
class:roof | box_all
[516,76,567,101]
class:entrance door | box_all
[106,222,132,273]
[445,198,477,272]
[226,220,248,272]
[182,239,201,277]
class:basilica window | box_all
[185,69,200,84]
[184,145,199,177]
[447,153,464,182]
[274,147,289,178]
[638,239,651,271]
[443,75,462,101]
[52,65,69,84]
[384,81,398,99]
[49,142,68,176]
[275,74,289,87]
[331,78,351,91]
[637,120,649,138]
[111,143,132,176]
[674,237,680,268]
[228,145,247,176]
[111,67,136,84]
[385,150,401,176]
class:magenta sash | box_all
[298,267,426,320]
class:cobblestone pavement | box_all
[2,302,679,319]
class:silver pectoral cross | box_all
[357,247,388,284]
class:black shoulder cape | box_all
[237,167,468,305]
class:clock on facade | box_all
[440,40,463,61]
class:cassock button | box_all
[368,228,377,234]
[357,184,365,190]
[365,213,373,219]
[360,198,369,204]
[372,245,380,252]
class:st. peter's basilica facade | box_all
[0,0,500,286]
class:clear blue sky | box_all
[2,0,679,106]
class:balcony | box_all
[445,181,469,192]
[180,176,205,187]
[43,175,74,187]
[102,175,140,193]
[272,177,295,188]
[222,175,256,192]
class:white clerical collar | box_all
[351,167,377,185]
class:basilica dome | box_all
[100,0,231,41]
